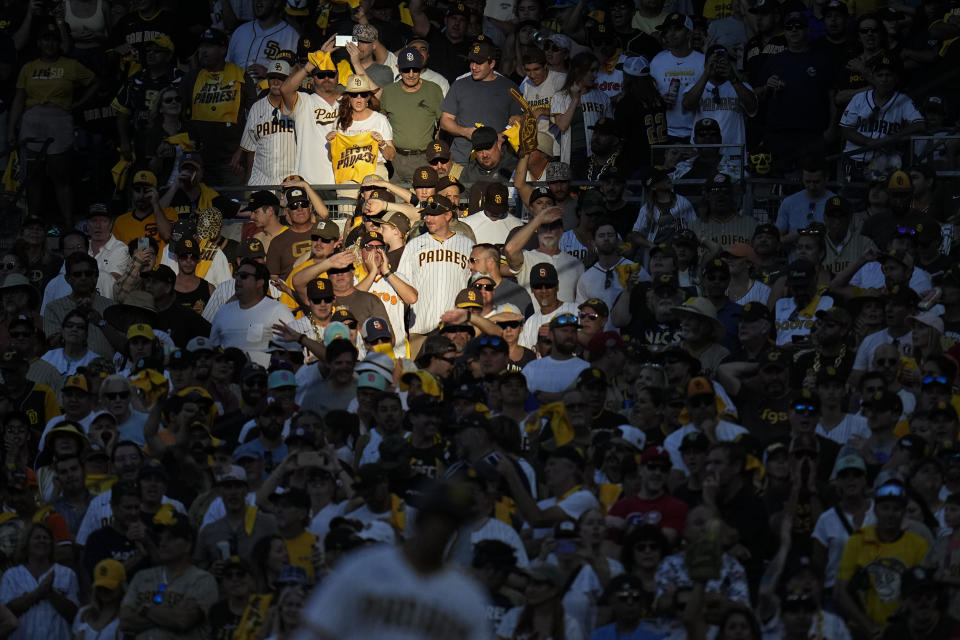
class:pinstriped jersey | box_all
[240,95,297,186]
[396,232,475,334]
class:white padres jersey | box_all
[840,90,923,162]
[775,294,834,346]
[299,544,491,640]
[241,95,297,186]
[396,232,474,334]
[367,274,410,358]
[520,69,566,112]
[226,20,300,71]
[290,91,338,184]
[559,229,591,262]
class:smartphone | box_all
[555,539,577,554]
[298,451,326,468]
[335,35,357,47]
[137,237,149,251]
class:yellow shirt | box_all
[836,525,929,624]
[280,257,327,312]
[284,530,318,582]
[17,56,96,111]
[189,63,245,123]
[113,207,178,251]
[330,132,379,184]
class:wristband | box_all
[382,270,394,279]
[465,310,471,322]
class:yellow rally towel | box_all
[495,496,516,525]
[152,503,178,525]
[527,402,574,446]
[244,505,258,535]
[603,49,623,73]
[190,64,245,123]
[130,368,170,407]
[615,263,642,287]
[502,122,521,150]
[330,132,380,184]
[165,132,196,151]
[85,473,117,496]
[2,150,19,193]
[390,494,406,531]
[111,156,133,191]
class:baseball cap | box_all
[641,445,671,464]
[588,118,620,137]
[484,183,509,216]
[132,170,157,187]
[92,559,126,590]
[753,223,779,238]
[306,277,333,299]
[268,370,297,389]
[530,263,559,287]
[749,0,781,14]
[832,454,867,478]
[740,301,772,322]
[174,238,200,258]
[815,306,853,327]
[657,12,693,30]
[886,283,920,307]
[199,28,229,46]
[687,376,714,397]
[467,40,496,63]
[357,370,389,391]
[311,219,340,240]
[575,367,606,388]
[126,323,155,341]
[426,140,451,162]
[378,211,411,235]
[824,196,850,216]
[446,1,470,16]
[786,259,816,285]
[238,237,266,259]
[887,170,913,191]
[471,126,499,151]
[244,190,280,211]
[455,288,483,309]
[397,46,425,70]
[823,0,849,14]
[578,298,609,316]
[621,56,650,77]
[218,466,248,484]
[353,23,379,43]
[361,317,392,343]
[695,118,722,135]
[530,186,556,206]
[64,374,90,393]
[86,202,111,219]
[680,431,710,452]
[412,166,439,188]
[671,229,699,247]
[186,336,215,352]
[266,59,291,78]
[240,363,267,381]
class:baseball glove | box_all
[510,88,539,157]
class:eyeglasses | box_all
[923,375,949,386]
[688,397,714,409]
[617,590,643,603]
[477,336,504,348]
[314,70,337,79]
[310,296,334,304]
[70,270,97,278]
[792,403,819,415]
[474,283,495,291]
[859,27,880,34]
[162,96,182,104]
[497,320,521,329]
[105,391,130,400]
[552,314,579,326]
[235,272,257,280]
[351,91,373,99]
[362,244,385,252]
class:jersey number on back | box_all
[644,113,667,145]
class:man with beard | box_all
[585,118,623,182]
[112,171,176,250]
[506,195,584,304]
[233,401,289,474]
[575,222,639,315]
[617,273,684,350]
[237,58,297,186]
[792,306,856,388]
[457,128,518,190]
[521,313,589,402]
[607,445,688,545]
[720,347,794,439]
[699,259,743,352]
[195,467,278,569]
[775,260,834,347]
[83,481,151,578]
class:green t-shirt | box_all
[379,79,444,151]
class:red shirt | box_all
[608,493,689,533]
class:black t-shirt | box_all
[614,97,666,179]
[735,389,793,443]
[154,300,212,346]
[84,525,149,579]
[791,347,856,388]
[592,410,627,431]
[208,600,244,640]
[112,9,187,69]
[165,189,241,221]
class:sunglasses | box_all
[162,96,182,104]
[70,270,97,278]
[312,236,338,243]
[876,483,906,499]
[923,375,949,386]
[314,70,337,79]
[497,320,521,329]
[350,91,373,98]
[688,396,714,409]
[895,225,917,236]
[288,201,310,209]
[617,591,643,603]
[368,336,391,346]
[604,270,614,289]
[792,404,819,415]
[400,67,421,74]
[579,311,600,320]
[105,391,130,400]
[477,336,504,348]
[310,296,334,304]
[442,355,459,364]
[153,582,167,604]
[428,158,448,165]
[474,283,495,291]
[552,314,579,326]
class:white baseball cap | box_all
[622,56,650,77]
[266,59,291,78]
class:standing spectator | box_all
[209,259,295,367]
[239,59,297,186]
[409,0,473,84]
[774,161,836,242]
[226,0,299,83]
[379,47,444,187]
[118,516,218,640]
[759,1,835,175]
[520,46,566,117]
[650,14,705,142]
[551,52,612,174]
[458,128,518,189]
[682,44,757,151]
[182,28,256,187]
[8,21,98,226]
[401,38,450,96]
[614,57,668,178]
[462,184,523,245]
[85,204,130,302]
[440,40,522,165]
[327,74,395,182]
[110,0,184,71]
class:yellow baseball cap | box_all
[132,170,157,187]
[92,558,126,589]
[126,323,155,341]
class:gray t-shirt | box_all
[440,74,523,164]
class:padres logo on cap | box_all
[538,267,547,278]
[473,44,481,54]
[350,76,362,88]
[373,320,384,330]
[457,2,465,10]
[316,279,328,291]
[420,170,428,179]
[468,291,478,301]
[405,52,414,62]
[432,143,442,152]
[272,62,282,72]
[767,351,781,361]
[184,239,194,248]
[249,240,262,251]
[303,38,312,49]
[713,174,726,184]
[494,194,502,204]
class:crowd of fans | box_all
[1,0,960,638]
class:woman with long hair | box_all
[143,84,188,183]
[263,584,306,640]
[2,412,32,473]
[251,535,290,595]
[551,52,611,176]
[618,525,669,621]
[72,558,125,639]
[0,522,79,638]
[326,74,394,182]
[496,563,584,640]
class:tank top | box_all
[65,0,106,46]
[175,282,212,315]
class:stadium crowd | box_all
[1,0,960,638]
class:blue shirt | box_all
[590,623,665,640]
[233,439,288,476]
[775,189,836,233]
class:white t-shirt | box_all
[550,88,611,166]
[595,53,627,102]
[729,279,770,306]
[289,91,338,185]
[461,212,523,246]
[40,348,98,378]
[240,94,297,186]
[521,70,567,112]
[849,261,932,294]
[298,544,490,640]
[688,79,756,148]
[532,488,600,539]
[811,502,876,588]
[226,19,300,71]
[471,517,530,569]
[209,297,296,367]
[396,232,474,334]
[774,295,834,346]
[516,249,585,304]
[650,49,706,138]
[335,111,394,171]
[521,354,590,393]
[518,301,579,349]
[91,236,130,301]
[852,328,913,371]
[840,90,923,162]
[663,421,748,474]
[307,501,348,541]
[575,257,644,313]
